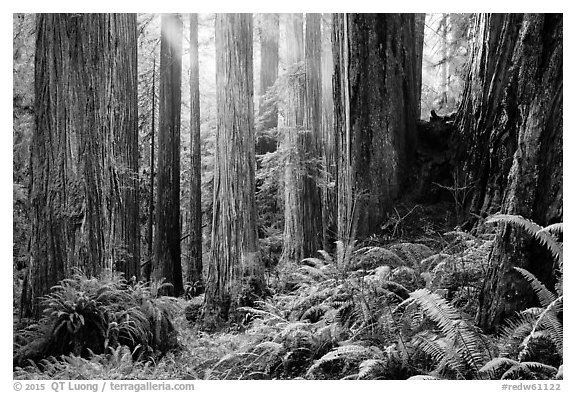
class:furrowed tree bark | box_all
[321,14,336,251]
[202,13,263,325]
[23,13,139,318]
[154,13,184,296]
[458,14,563,332]
[281,13,306,263]
[188,13,203,294]
[256,13,279,154]
[112,14,140,281]
[302,13,323,257]
[332,13,418,242]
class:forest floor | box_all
[15,199,560,380]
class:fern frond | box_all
[501,362,557,380]
[513,267,556,307]
[487,214,562,263]
[518,296,563,360]
[358,358,387,379]
[480,357,520,379]
[539,223,563,235]
[409,289,461,335]
[408,374,442,380]
[305,345,381,378]
[411,331,448,364]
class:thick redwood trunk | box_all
[23,14,139,318]
[112,14,140,281]
[281,13,306,263]
[332,13,418,241]
[188,14,203,294]
[465,14,563,331]
[154,13,184,296]
[202,14,263,325]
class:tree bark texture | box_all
[463,14,563,331]
[256,13,279,154]
[188,14,203,293]
[332,13,418,242]
[23,13,139,318]
[302,13,324,257]
[202,13,262,324]
[153,13,184,296]
[321,14,337,251]
[281,13,306,263]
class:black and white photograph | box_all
[10,6,566,388]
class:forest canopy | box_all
[12,13,562,381]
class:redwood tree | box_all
[22,14,139,318]
[202,13,263,324]
[332,13,419,241]
[257,13,279,154]
[281,13,306,263]
[302,13,323,257]
[153,13,184,296]
[454,14,563,331]
[188,13,203,294]
[321,14,336,250]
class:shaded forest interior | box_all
[13,13,562,380]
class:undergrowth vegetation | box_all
[14,214,563,380]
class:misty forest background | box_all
[13,13,562,380]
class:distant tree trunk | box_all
[153,13,184,296]
[256,13,279,154]
[302,13,323,256]
[202,13,263,325]
[440,15,450,109]
[332,13,418,241]
[321,14,336,251]
[415,13,425,119]
[456,14,563,332]
[23,14,139,318]
[112,14,140,281]
[145,57,156,282]
[188,13,203,294]
[281,13,306,263]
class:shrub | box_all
[14,271,179,367]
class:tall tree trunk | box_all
[202,13,263,325]
[256,13,279,154]
[302,13,323,256]
[457,14,563,332]
[321,14,336,251]
[332,13,418,242]
[415,13,426,119]
[23,14,139,318]
[145,57,156,282]
[112,14,140,281]
[153,13,184,296]
[188,13,203,294]
[281,13,306,263]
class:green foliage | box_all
[14,271,179,366]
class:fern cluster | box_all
[14,271,179,368]
[479,215,563,380]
